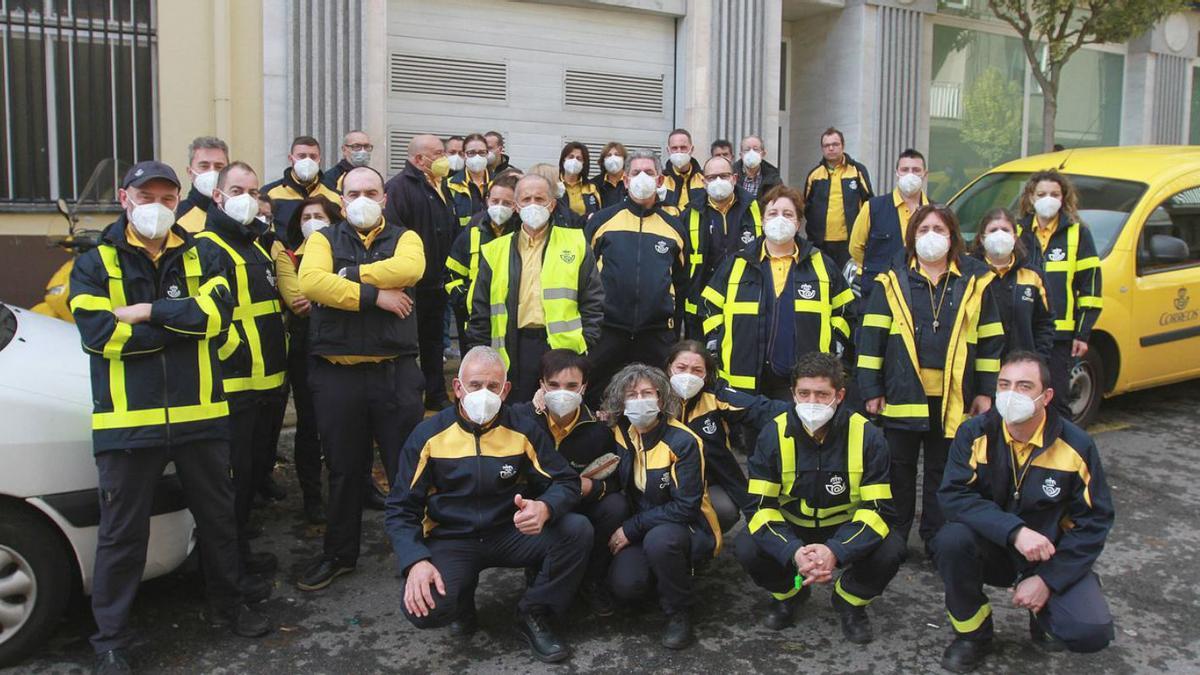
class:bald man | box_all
[322,130,374,193]
[384,134,458,410]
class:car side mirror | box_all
[1147,233,1189,264]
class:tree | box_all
[988,0,1186,152]
[962,67,1023,167]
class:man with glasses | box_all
[802,127,873,268]
[323,130,375,193]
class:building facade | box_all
[1,0,1197,306]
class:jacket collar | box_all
[204,204,257,243]
[100,213,193,262]
[738,234,815,264]
[183,185,212,212]
[624,199,660,219]
[282,167,322,194]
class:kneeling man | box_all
[386,346,593,663]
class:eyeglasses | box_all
[705,172,734,181]
[345,144,374,152]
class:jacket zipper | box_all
[633,214,643,329]
[154,253,172,443]
[473,428,484,532]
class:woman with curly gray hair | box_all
[600,362,721,651]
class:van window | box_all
[1138,185,1200,275]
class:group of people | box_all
[68,125,1113,674]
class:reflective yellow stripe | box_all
[702,314,724,335]
[104,322,132,360]
[688,209,703,279]
[684,300,698,315]
[218,328,241,359]
[1043,261,1071,272]
[852,508,889,538]
[977,322,1004,339]
[69,293,113,312]
[445,257,469,277]
[92,401,229,430]
[748,479,781,497]
[749,199,762,237]
[862,313,891,330]
[812,252,833,352]
[720,257,749,387]
[831,316,851,338]
[975,358,1000,373]
[882,402,929,418]
[748,507,785,533]
[776,413,795,495]
[225,371,287,392]
[848,413,865,504]
[781,510,852,528]
[1054,318,1076,331]
[701,284,726,308]
[859,483,892,501]
[857,355,883,369]
[1075,256,1100,271]
[831,288,855,309]
[723,373,757,389]
[98,245,127,306]
[948,603,992,634]
[444,277,464,293]
[835,577,873,607]
[772,586,802,601]
[1078,296,1103,309]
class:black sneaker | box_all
[205,603,273,638]
[764,584,810,630]
[661,611,694,650]
[515,610,569,663]
[1030,614,1067,652]
[941,636,992,673]
[584,582,615,618]
[244,550,278,576]
[449,605,478,637]
[296,556,356,591]
[303,500,327,525]
[239,574,273,604]
[93,649,131,675]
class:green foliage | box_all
[961,68,1023,166]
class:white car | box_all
[0,303,195,667]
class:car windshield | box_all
[0,304,15,352]
[948,172,1147,258]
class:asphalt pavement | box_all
[11,379,1200,674]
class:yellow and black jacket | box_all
[683,186,763,328]
[591,171,627,209]
[446,168,491,226]
[974,252,1056,361]
[586,201,689,333]
[746,407,895,573]
[940,409,1113,594]
[466,223,604,369]
[561,176,602,217]
[802,154,873,245]
[444,209,519,318]
[512,401,621,504]
[263,167,342,237]
[701,237,856,393]
[68,217,235,452]
[175,185,213,234]
[850,189,930,280]
[662,157,707,211]
[321,158,354,194]
[385,405,582,572]
[1017,215,1103,342]
[612,415,722,556]
[856,255,1004,438]
[194,207,288,406]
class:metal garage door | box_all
[385,0,676,175]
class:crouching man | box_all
[934,351,1114,673]
[385,346,593,663]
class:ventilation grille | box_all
[390,53,508,101]
[564,69,664,115]
[388,129,480,176]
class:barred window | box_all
[1,0,156,206]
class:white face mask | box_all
[705,178,734,201]
[555,181,566,199]
[461,387,503,426]
[669,373,705,401]
[795,401,836,434]
[655,185,669,202]
[301,218,329,240]
[544,389,583,418]
[487,204,513,226]
[486,150,497,165]
[604,155,624,174]
[129,201,176,240]
[669,152,691,170]
[897,172,923,197]
[520,204,550,231]
[220,191,259,226]
[192,170,218,198]
[624,397,660,430]
[764,216,797,244]
[915,231,950,262]
[628,172,657,201]
[742,149,762,169]
[345,196,383,230]
[293,157,319,183]
[562,158,583,176]
[984,229,1016,259]
[995,390,1044,425]
[1034,196,1062,220]
[447,154,466,172]
[350,149,371,167]
[465,154,488,174]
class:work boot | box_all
[582,581,615,617]
[1030,614,1066,652]
[450,605,478,637]
[515,609,569,663]
[244,551,278,576]
[831,587,873,643]
[764,584,811,630]
[205,603,273,637]
[941,636,992,673]
[661,611,694,650]
[296,555,356,591]
[239,573,273,604]
[93,649,131,675]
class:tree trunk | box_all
[1042,84,1058,153]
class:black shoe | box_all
[258,474,287,502]
[239,574,273,604]
[93,649,131,675]
[764,585,810,630]
[363,483,387,511]
[244,551,278,576]
[837,604,873,644]
[206,603,273,637]
[303,500,327,525]
[584,582,615,618]
[1030,614,1067,652]
[661,611,694,650]
[449,606,478,637]
[515,610,569,663]
[296,556,355,591]
[941,636,992,673]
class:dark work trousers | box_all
[820,241,852,271]
[608,522,715,615]
[287,321,323,506]
[734,527,904,603]
[759,368,793,402]
[309,356,424,564]
[704,444,753,530]
[932,522,1114,652]
[91,440,242,653]
[578,493,629,584]
[586,326,677,408]
[229,390,284,561]
[403,514,593,627]
[452,300,471,355]
[885,396,948,551]
[1049,339,1074,419]
[511,327,550,403]
[415,286,450,407]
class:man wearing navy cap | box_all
[69,161,272,675]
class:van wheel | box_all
[1068,348,1104,429]
[0,506,72,668]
